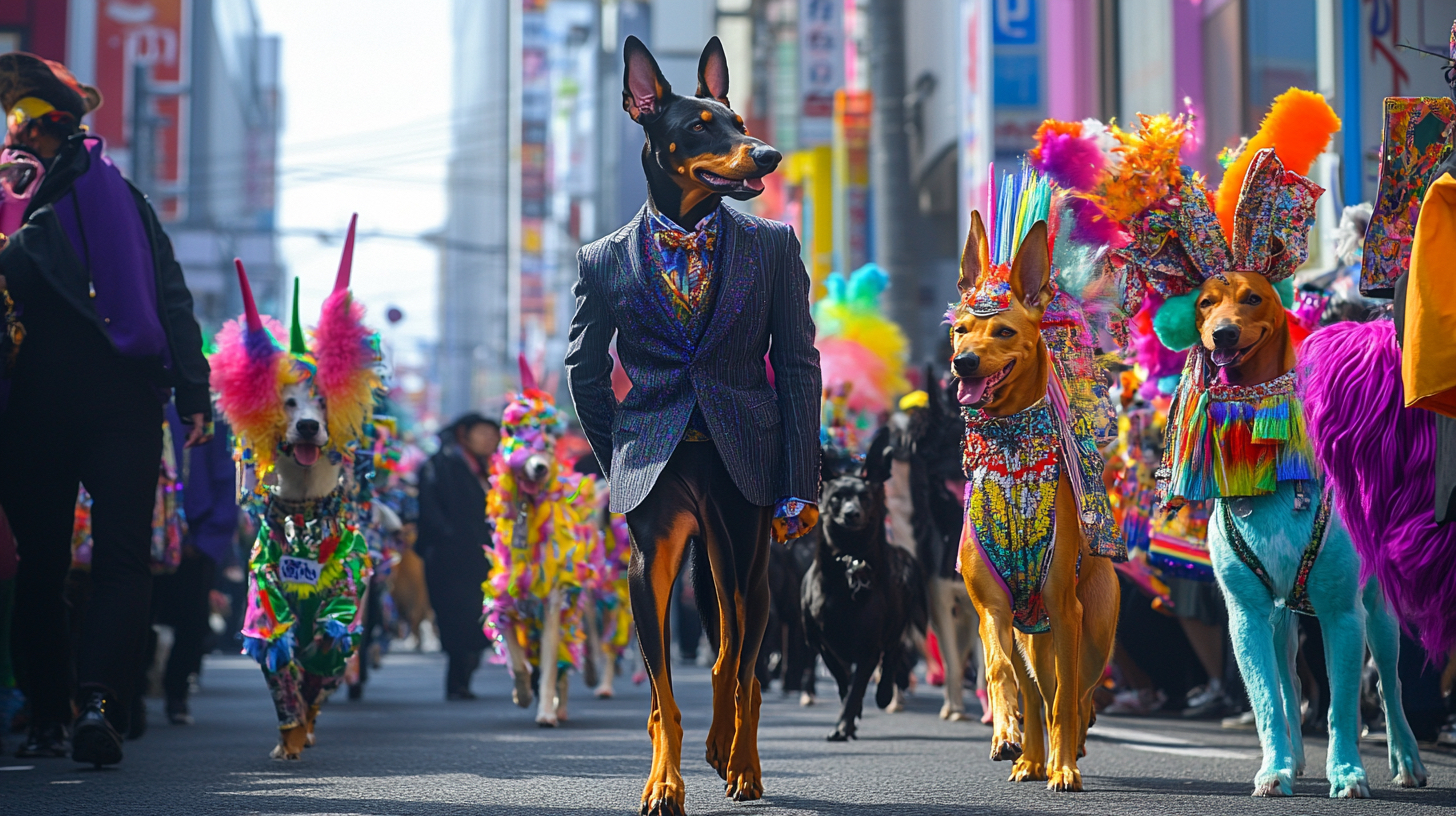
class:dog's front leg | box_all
[1318,601,1371,798]
[962,538,1023,762]
[535,587,566,727]
[1221,590,1296,795]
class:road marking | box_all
[0,765,35,771]
[1089,724,1259,760]
[50,780,82,785]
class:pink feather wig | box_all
[209,260,294,474]
[311,214,381,450]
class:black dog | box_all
[758,530,818,703]
[802,427,927,741]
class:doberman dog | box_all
[622,35,780,231]
[568,35,820,816]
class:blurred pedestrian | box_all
[154,418,238,725]
[0,53,211,766]
[417,414,498,699]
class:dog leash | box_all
[1217,486,1332,616]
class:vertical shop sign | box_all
[93,0,190,221]
[959,0,993,243]
[799,0,843,146]
[519,0,551,363]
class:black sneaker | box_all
[165,698,193,726]
[71,692,124,767]
[16,723,69,758]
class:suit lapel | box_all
[617,205,695,344]
[695,206,756,356]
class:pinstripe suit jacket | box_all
[566,203,822,514]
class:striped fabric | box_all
[566,203,822,514]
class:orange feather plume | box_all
[1214,88,1340,241]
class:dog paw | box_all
[268,744,302,760]
[640,775,686,816]
[799,692,816,707]
[725,766,763,801]
[1328,765,1371,799]
[1046,766,1082,792]
[594,686,614,699]
[1391,753,1429,788]
[1009,759,1047,782]
[990,740,1022,762]
[705,732,733,779]
[1252,769,1294,797]
[886,698,906,713]
[535,714,559,728]
[512,674,533,709]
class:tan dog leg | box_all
[502,620,534,709]
[962,531,1025,762]
[1076,551,1119,759]
[1040,478,1086,792]
[270,724,308,760]
[596,634,617,698]
[929,578,968,720]
[1010,636,1049,782]
[582,598,602,690]
[536,587,565,727]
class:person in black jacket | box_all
[417,414,498,699]
[0,54,211,766]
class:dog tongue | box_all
[1210,347,1239,367]
[293,443,320,466]
[744,176,765,191]
[958,377,989,406]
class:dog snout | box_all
[525,458,550,482]
[295,419,320,439]
[750,144,781,171]
[952,352,980,378]
[1211,323,1240,349]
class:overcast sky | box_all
[254,0,454,367]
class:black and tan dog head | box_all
[1193,271,1293,386]
[948,215,1053,415]
[622,35,781,224]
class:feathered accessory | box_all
[211,214,381,481]
[813,264,910,414]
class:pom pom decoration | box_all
[313,216,381,454]
[1151,291,1201,352]
[209,260,295,476]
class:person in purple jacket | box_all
[0,53,212,766]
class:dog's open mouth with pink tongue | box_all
[957,361,1015,408]
[287,443,321,466]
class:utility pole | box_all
[867,0,921,363]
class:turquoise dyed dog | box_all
[1180,271,1427,798]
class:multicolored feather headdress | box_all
[210,214,382,479]
[499,355,563,458]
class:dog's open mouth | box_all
[287,443,321,466]
[696,168,766,194]
[957,361,1015,407]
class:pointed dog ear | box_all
[1009,220,1053,310]
[861,426,894,484]
[623,36,671,122]
[957,210,991,296]
[696,36,730,106]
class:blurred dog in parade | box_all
[802,427,926,741]
[211,218,379,760]
[481,359,601,727]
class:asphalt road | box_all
[3,652,1453,815]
